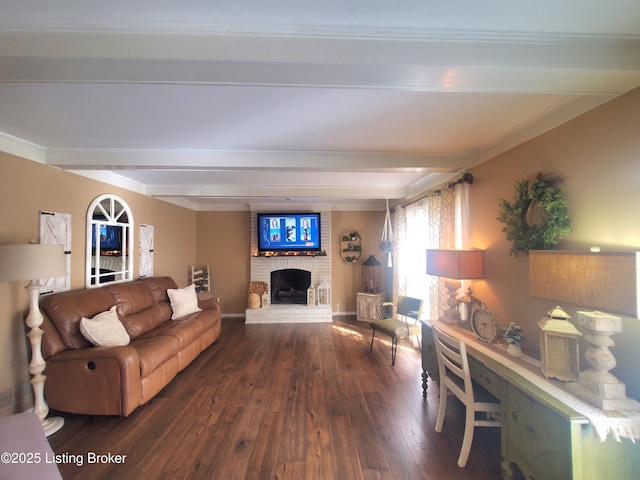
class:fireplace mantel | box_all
[253,251,327,257]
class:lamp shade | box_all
[529,250,640,318]
[426,249,484,279]
[0,244,66,282]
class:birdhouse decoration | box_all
[362,255,383,293]
[538,306,582,382]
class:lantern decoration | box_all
[307,284,316,306]
[317,279,330,306]
[538,306,582,382]
[362,255,383,293]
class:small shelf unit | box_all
[340,231,362,263]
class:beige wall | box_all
[195,211,251,314]
[467,87,640,399]
[0,152,196,407]
[331,210,387,312]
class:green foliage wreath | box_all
[497,172,573,256]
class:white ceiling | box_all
[1,1,640,210]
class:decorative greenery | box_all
[497,172,573,256]
[501,322,525,345]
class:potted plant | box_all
[501,322,525,357]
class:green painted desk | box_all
[421,320,640,480]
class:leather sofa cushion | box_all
[133,335,181,378]
[109,280,171,338]
[108,280,155,316]
[40,287,115,349]
[119,303,172,339]
[141,276,178,303]
[150,313,210,349]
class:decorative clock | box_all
[471,305,498,343]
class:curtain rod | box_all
[400,172,473,209]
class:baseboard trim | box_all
[0,382,32,417]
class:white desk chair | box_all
[433,326,501,468]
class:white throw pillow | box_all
[167,283,202,320]
[80,306,130,347]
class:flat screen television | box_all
[257,213,321,252]
[92,223,122,250]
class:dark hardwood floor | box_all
[48,316,502,479]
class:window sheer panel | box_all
[396,186,458,322]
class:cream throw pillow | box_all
[167,283,202,320]
[80,306,130,347]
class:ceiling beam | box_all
[46,149,469,172]
[2,30,640,68]
[146,184,408,199]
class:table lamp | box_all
[426,249,484,326]
[0,243,66,436]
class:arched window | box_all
[86,194,134,288]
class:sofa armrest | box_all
[197,292,222,315]
[44,346,141,416]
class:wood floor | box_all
[48,316,503,479]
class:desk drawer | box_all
[469,359,501,399]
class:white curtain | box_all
[393,182,467,321]
[396,199,430,302]
[455,182,471,249]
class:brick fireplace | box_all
[245,211,332,324]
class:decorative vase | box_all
[247,293,261,309]
[507,343,522,357]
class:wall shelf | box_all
[340,231,362,263]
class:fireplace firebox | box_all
[271,268,311,305]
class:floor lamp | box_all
[0,243,66,436]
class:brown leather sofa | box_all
[39,276,221,416]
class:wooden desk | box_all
[421,320,640,480]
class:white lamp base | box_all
[567,310,640,412]
[440,279,461,325]
[567,380,640,412]
[25,281,65,436]
[42,416,65,437]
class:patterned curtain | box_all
[429,186,457,321]
[392,184,458,321]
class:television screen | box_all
[257,213,321,252]
[92,223,121,250]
